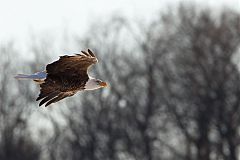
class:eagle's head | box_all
[85,78,107,90]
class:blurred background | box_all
[0,0,240,160]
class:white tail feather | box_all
[15,71,47,80]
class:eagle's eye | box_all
[96,80,101,84]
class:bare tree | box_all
[160,6,240,160]
[0,42,41,160]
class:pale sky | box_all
[0,0,239,50]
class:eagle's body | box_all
[15,49,107,107]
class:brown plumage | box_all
[37,49,98,107]
[15,49,107,107]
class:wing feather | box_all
[39,91,60,106]
[45,92,73,107]
[88,49,96,57]
[81,50,90,56]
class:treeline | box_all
[0,4,240,160]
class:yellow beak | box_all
[99,81,108,87]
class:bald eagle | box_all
[15,49,107,107]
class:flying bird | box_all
[15,49,107,107]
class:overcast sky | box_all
[0,0,239,50]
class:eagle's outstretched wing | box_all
[37,49,98,107]
[46,49,98,76]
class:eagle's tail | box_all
[14,71,47,82]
